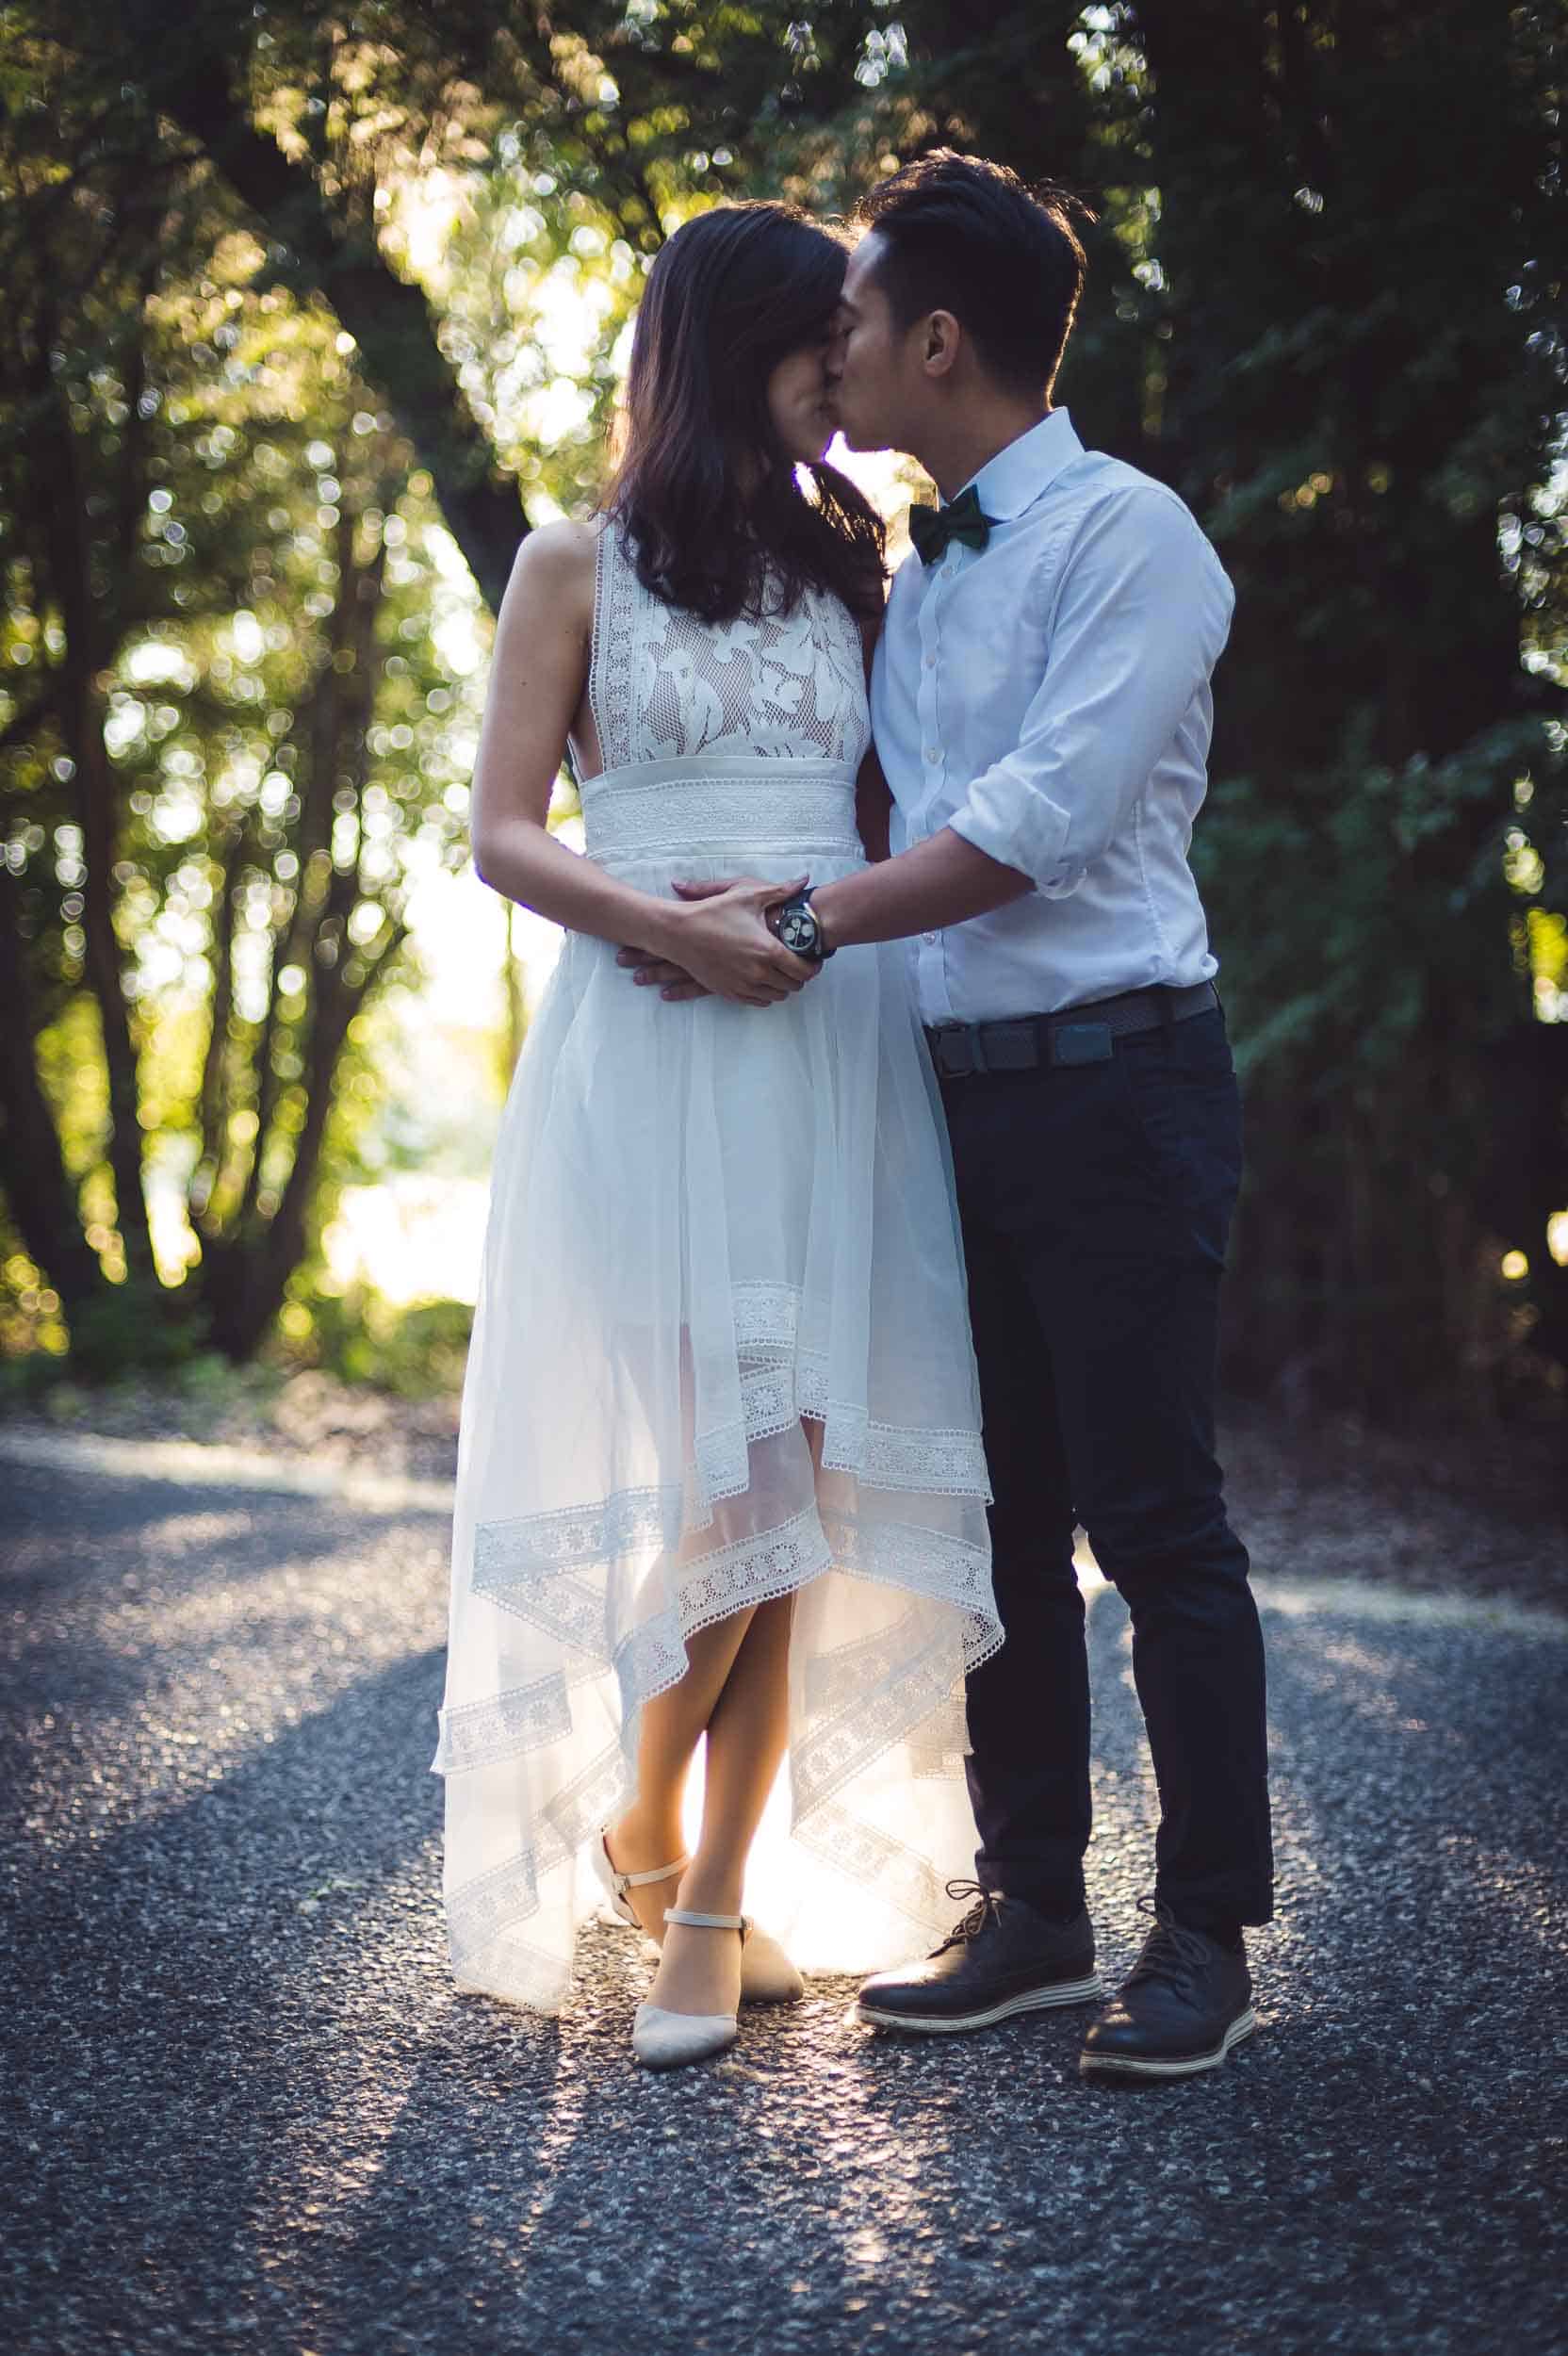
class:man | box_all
[629,150,1274,2083]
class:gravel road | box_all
[2,1435,1564,2356]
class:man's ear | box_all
[923,310,962,379]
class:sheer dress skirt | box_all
[434,757,1002,2013]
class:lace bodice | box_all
[587,517,871,777]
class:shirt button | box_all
[924,746,939,762]
[923,931,939,946]
[923,654,937,670]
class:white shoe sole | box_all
[857,1971,1104,2035]
[1079,2005,1258,2082]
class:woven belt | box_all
[924,981,1218,1081]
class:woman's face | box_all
[824,234,917,455]
[766,330,838,466]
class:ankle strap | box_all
[663,1906,745,1932]
[617,1855,690,1889]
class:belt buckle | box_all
[1051,1021,1115,1067]
[927,1023,977,1080]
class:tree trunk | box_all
[33,363,158,1285]
[0,868,113,1319]
[143,39,527,614]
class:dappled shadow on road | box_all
[7,1469,1567,2355]
[3,1640,475,2349]
[270,1585,1268,2355]
[1,1464,498,2355]
[1,1462,450,1763]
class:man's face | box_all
[825,233,916,453]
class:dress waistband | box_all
[580,754,861,863]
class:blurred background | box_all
[0,1,1562,1516]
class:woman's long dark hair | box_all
[607,203,886,626]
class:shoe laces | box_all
[1124,1892,1219,1999]
[933,1877,1003,1954]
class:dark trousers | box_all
[943,1004,1274,1935]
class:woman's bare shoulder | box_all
[507,518,600,611]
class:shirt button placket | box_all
[912,563,942,860]
[921,553,954,1017]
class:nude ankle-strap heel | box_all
[592,1829,690,1927]
[595,1830,803,2005]
[631,1907,748,2070]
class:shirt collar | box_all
[962,409,1084,523]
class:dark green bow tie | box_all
[908,484,993,565]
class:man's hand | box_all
[622,875,814,1006]
[619,874,742,1000]
[615,941,711,1000]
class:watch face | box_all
[779,905,817,955]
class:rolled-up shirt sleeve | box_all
[946,487,1235,897]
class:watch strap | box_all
[801,886,835,959]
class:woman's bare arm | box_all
[470,524,813,1007]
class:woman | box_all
[434,202,1001,2069]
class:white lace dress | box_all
[434,520,1002,2012]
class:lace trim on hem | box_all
[473,1482,675,1581]
[445,1508,830,1971]
[469,1282,989,1571]
[790,1614,999,1824]
[453,1934,572,2015]
[442,1590,998,1987]
[818,1507,999,1636]
[794,1801,954,1943]
[612,1504,833,1724]
[434,1669,574,1776]
[445,1495,996,1792]
[469,1484,995,1658]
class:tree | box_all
[833,0,1567,1416]
[3,1,1563,1417]
[0,69,474,1361]
[1121,0,1566,1413]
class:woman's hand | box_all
[628,875,817,1006]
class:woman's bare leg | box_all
[606,1605,759,1940]
[645,1414,817,2018]
[607,1331,764,1937]
[645,1590,795,2018]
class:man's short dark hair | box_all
[854,150,1092,401]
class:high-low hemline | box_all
[434,520,999,2011]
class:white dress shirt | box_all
[871,409,1234,1024]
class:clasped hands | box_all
[614,875,817,1008]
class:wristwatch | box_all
[772,886,835,962]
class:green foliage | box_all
[61,1280,213,1383]
[817,0,1567,1415]
[283,1281,473,1399]
[0,0,1563,1422]
[0,63,485,1359]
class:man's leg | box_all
[1027,1011,1272,1942]
[959,1204,1091,1921]
[992,1006,1270,2080]
[854,1073,1101,2031]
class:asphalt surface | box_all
[3,1436,1565,2356]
